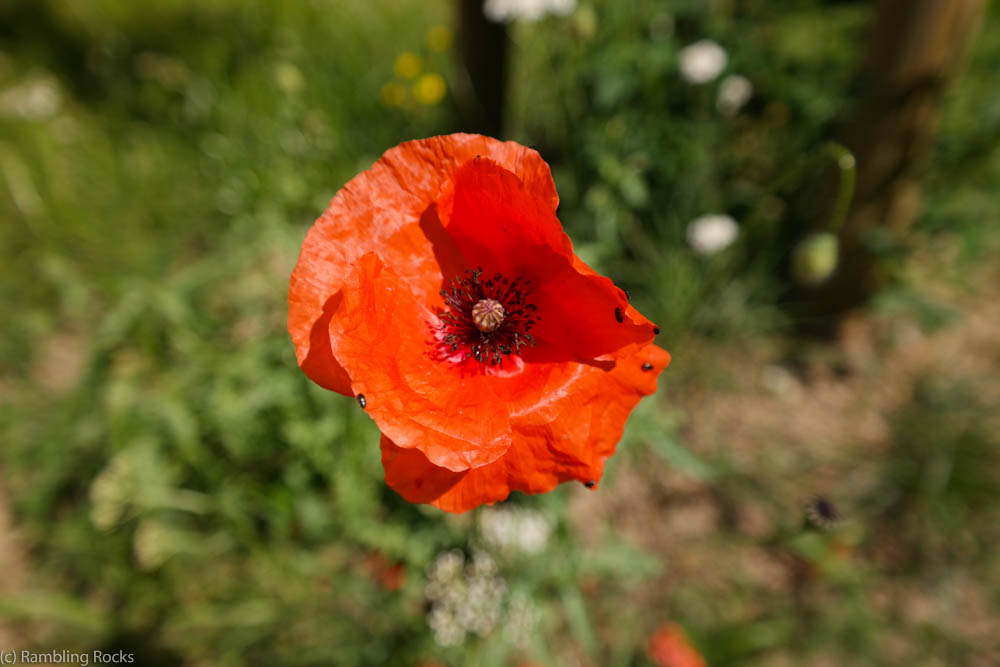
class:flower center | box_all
[439,268,537,365]
[471,298,505,332]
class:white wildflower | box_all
[686,214,739,256]
[456,568,506,636]
[469,549,499,577]
[425,549,507,647]
[479,506,553,556]
[483,0,577,23]
[0,76,62,119]
[717,74,753,116]
[427,605,465,647]
[502,590,539,646]
[678,40,727,85]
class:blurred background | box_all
[1,0,998,665]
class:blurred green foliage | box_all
[0,0,998,665]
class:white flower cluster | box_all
[0,76,62,119]
[425,550,506,647]
[686,214,739,256]
[501,590,539,647]
[479,506,553,556]
[483,0,576,23]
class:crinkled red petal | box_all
[381,343,671,512]
[288,134,558,395]
[327,253,511,471]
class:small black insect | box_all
[642,362,653,371]
[653,326,661,335]
[584,480,596,488]
[614,307,624,323]
[805,496,839,529]
[357,393,367,409]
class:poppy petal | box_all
[328,252,512,471]
[289,134,558,395]
[440,158,656,362]
[381,343,670,512]
[380,437,465,503]
[437,157,574,276]
[572,253,660,331]
[511,345,672,470]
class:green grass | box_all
[1,0,999,664]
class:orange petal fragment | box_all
[328,253,512,471]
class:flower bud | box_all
[572,5,597,41]
[792,232,839,285]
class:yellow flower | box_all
[379,81,408,107]
[426,25,452,52]
[394,52,423,80]
[274,63,303,94]
[412,73,446,106]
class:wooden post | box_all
[810,0,987,320]
[455,0,509,137]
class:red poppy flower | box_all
[647,623,706,667]
[288,133,669,513]
[362,551,407,591]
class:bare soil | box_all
[0,468,29,648]
[570,258,1000,664]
